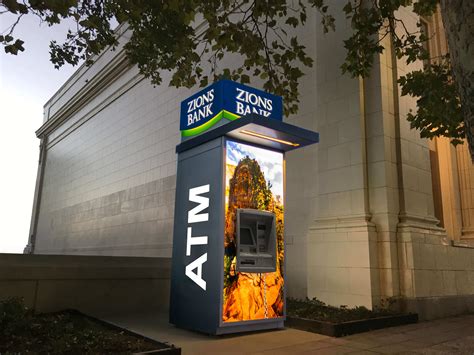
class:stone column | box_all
[456,144,474,240]
[306,4,380,309]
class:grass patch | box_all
[287,298,398,323]
[0,298,166,354]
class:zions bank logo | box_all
[235,88,273,117]
[186,89,214,126]
[180,80,282,137]
[185,184,210,290]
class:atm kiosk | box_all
[170,81,318,335]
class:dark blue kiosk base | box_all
[215,319,285,335]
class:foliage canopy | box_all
[0,0,466,145]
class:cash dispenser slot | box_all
[236,209,276,273]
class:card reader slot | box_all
[240,260,256,265]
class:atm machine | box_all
[170,81,318,335]
[236,209,276,273]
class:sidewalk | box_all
[99,312,474,354]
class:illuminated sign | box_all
[185,184,210,290]
[180,80,283,137]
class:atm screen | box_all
[240,227,255,246]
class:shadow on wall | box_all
[0,254,171,316]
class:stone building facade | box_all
[27,5,474,319]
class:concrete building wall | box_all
[303,3,474,315]
[0,254,170,315]
[35,67,181,256]
[393,6,474,318]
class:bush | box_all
[287,297,397,323]
[0,298,161,353]
[0,297,34,338]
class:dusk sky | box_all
[0,13,78,253]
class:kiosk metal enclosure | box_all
[170,81,319,335]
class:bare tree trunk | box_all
[440,0,474,160]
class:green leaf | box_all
[286,17,299,28]
[398,56,464,144]
[343,1,352,14]
[240,74,250,84]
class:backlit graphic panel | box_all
[223,140,284,322]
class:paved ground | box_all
[99,312,474,354]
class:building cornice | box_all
[36,48,131,138]
[46,72,144,150]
